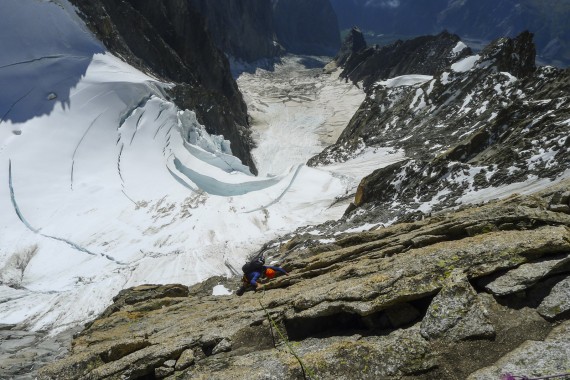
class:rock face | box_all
[309,32,569,228]
[333,27,367,68]
[69,0,258,174]
[39,181,570,379]
[188,0,282,62]
[339,30,472,90]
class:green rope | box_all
[258,288,316,380]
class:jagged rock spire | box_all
[335,26,367,67]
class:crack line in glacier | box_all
[0,55,86,69]
[117,143,125,183]
[8,160,40,233]
[224,260,240,276]
[121,189,137,206]
[117,95,152,131]
[8,160,124,264]
[0,87,35,124]
[166,164,199,193]
[153,120,170,140]
[153,104,168,122]
[71,111,105,190]
[244,164,304,213]
[129,110,145,145]
[116,144,137,205]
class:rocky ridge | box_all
[337,30,472,90]
[329,0,570,67]
[39,179,570,379]
[309,31,569,229]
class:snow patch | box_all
[212,285,232,296]
[377,75,433,88]
[451,55,480,72]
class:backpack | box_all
[242,256,265,274]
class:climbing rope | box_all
[258,286,316,380]
[501,372,570,380]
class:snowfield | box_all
[0,0,404,334]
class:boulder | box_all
[483,254,570,296]
[538,276,570,319]
[468,320,570,380]
[421,270,495,341]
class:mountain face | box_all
[329,0,570,67]
[337,29,472,90]
[69,0,258,174]
[332,26,367,68]
[308,31,569,229]
[39,180,570,379]
[187,0,282,63]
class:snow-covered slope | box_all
[0,1,392,333]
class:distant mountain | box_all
[329,0,570,66]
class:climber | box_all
[236,256,288,296]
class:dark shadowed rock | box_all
[188,0,282,62]
[335,27,367,67]
[468,320,570,380]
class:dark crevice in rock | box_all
[285,312,369,341]
[201,339,222,357]
[133,374,157,380]
[285,297,433,341]
[491,273,570,311]
[99,340,152,363]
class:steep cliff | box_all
[39,180,570,379]
[69,0,258,174]
[188,0,282,63]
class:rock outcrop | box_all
[39,180,570,379]
[69,0,258,174]
[331,26,367,69]
[338,30,472,90]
